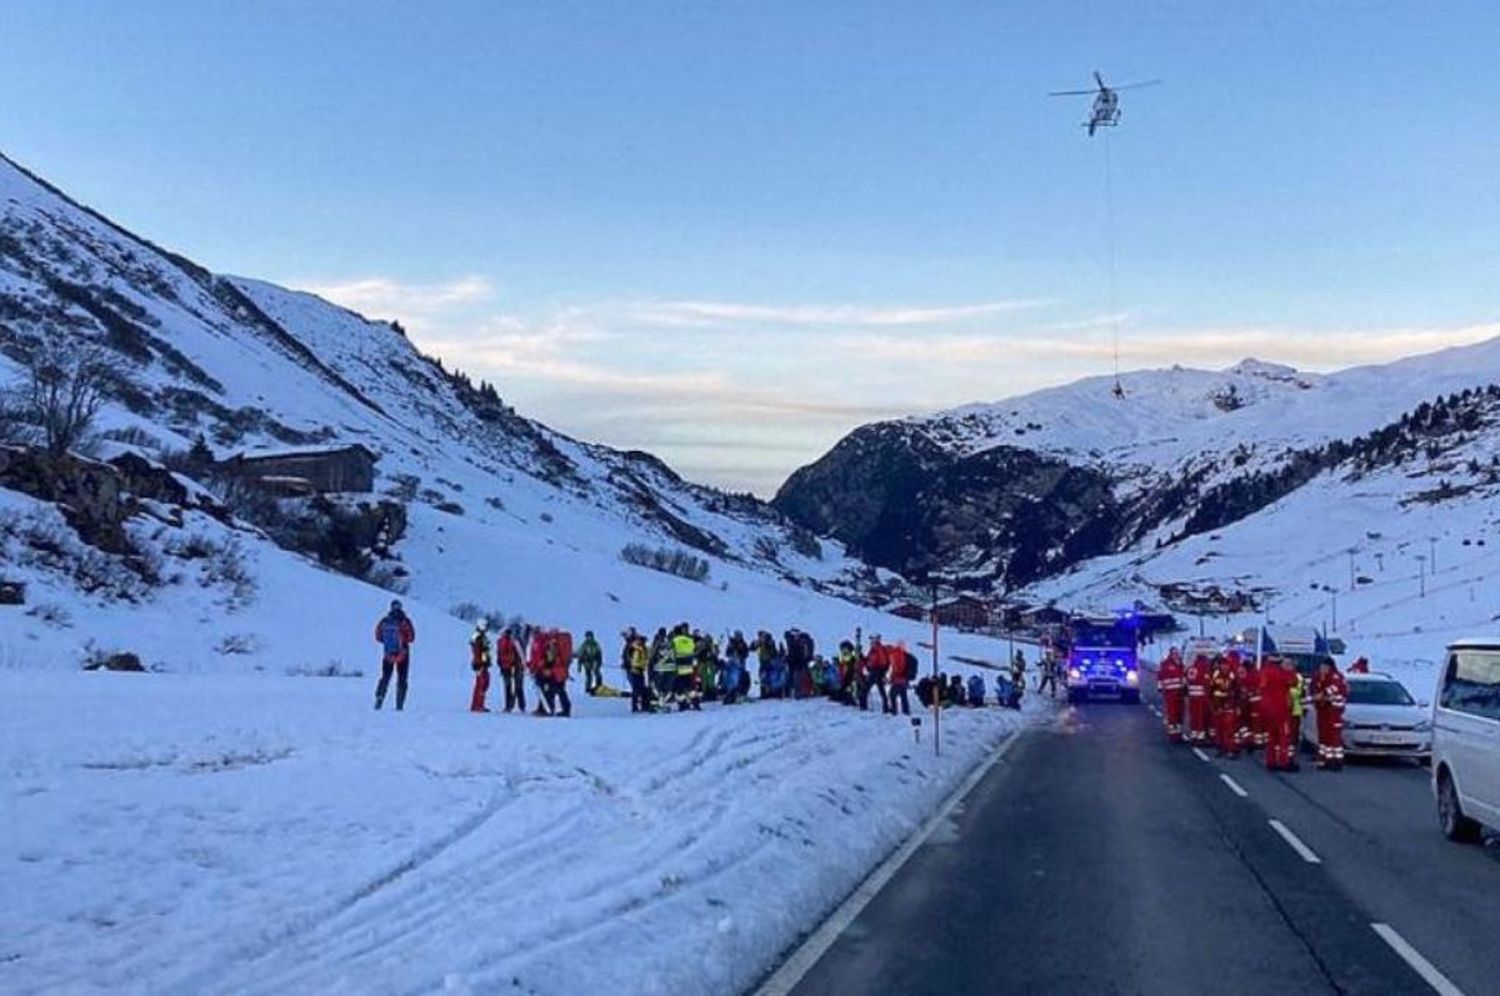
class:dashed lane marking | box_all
[1268,818,1322,864]
[1219,773,1249,798]
[1192,747,1211,763]
[1371,923,1466,996]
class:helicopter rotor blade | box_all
[1114,79,1162,91]
[1048,88,1097,96]
[1094,70,1107,90]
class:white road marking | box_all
[754,730,1023,996]
[1192,747,1211,763]
[1219,773,1248,798]
[1268,819,1322,864]
[1371,923,1467,996]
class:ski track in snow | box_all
[2,671,1034,996]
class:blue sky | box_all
[4,1,1500,492]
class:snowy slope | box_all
[0,151,1048,995]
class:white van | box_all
[1432,638,1500,841]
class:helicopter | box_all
[1049,71,1160,136]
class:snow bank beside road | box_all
[2,670,1031,995]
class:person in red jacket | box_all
[1237,656,1263,752]
[887,646,912,716]
[860,636,891,713]
[1258,656,1296,772]
[469,620,492,713]
[1349,656,1370,674]
[1185,654,1213,745]
[1157,649,1186,742]
[1311,659,1349,770]
[1210,655,1241,758]
[497,628,526,714]
[541,630,573,718]
[374,600,416,711]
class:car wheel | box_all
[1438,771,1482,843]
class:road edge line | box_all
[1371,923,1466,996]
[1268,818,1322,864]
[751,727,1023,996]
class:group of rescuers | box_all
[1154,646,1355,771]
[371,600,1038,718]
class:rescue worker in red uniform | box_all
[1210,655,1241,757]
[1157,649,1187,742]
[1185,654,1213,745]
[497,628,526,714]
[1311,659,1349,770]
[1258,656,1296,772]
[1237,655,1263,752]
[469,620,492,713]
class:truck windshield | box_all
[1072,623,1133,648]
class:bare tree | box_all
[10,338,110,456]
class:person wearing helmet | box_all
[374,600,416,711]
[469,619,492,713]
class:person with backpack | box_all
[888,648,914,716]
[859,636,890,712]
[577,631,604,695]
[469,619,492,713]
[966,673,986,707]
[373,600,416,711]
[497,627,526,714]
[671,625,699,711]
[527,630,553,717]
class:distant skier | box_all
[373,600,416,711]
[469,619,492,713]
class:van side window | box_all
[1442,650,1500,721]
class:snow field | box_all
[1,662,1032,995]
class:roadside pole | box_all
[931,583,941,757]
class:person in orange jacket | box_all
[1157,648,1186,742]
[497,628,526,714]
[1311,659,1349,770]
[1210,655,1241,758]
[1185,654,1213,745]
[374,600,416,711]
[469,620,492,713]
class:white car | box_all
[1300,672,1432,761]
[1433,637,1500,842]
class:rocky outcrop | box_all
[774,423,1120,589]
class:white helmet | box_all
[476,618,489,631]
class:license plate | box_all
[1360,732,1413,745]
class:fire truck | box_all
[1064,616,1142,704]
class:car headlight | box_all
[1068,667,1082,680]
[1126,670,1140,685]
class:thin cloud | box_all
[293,275,495,323]
[617,298,1052,328]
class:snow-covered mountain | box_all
[0,150,910,674]
[775,343,1500,655]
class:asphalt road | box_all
[779,697,1500,996]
